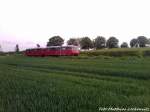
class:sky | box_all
[0,0,150,51]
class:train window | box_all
[48,47,60,50]
[48,48,52,50]
[26,48,42,52]
[36,49,41,51]
[61,47,66,50]
[26,49,33,52]
[33,49,38,51]
[73,47,78,50]
[66,47,72,50]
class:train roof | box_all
[26,45,79,50]
[47,45,78,48]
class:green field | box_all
[0,55,150,112]
[81,48,150,57]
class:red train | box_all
[25,45,80,56]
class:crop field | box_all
[0,54,150,112]
[81,48,150,57]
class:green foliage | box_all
[0,52,5,56]
[0,56,150,111]
[106,37,119,48]
[120,42,128,48]
[67,38,79,46]
[137,36,148,47]
[81,48,150,57]
[130,36,148,48]
[0,45,2,52]
[143,50,150,56]
[15,44,19,52]
[81,49,140,57]
[130,38,138,48]
[147,38,150,44]
[47,36,64,46]
[94,36,106,49]
[80,37,93,49]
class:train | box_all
[24,45,80,56]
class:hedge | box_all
[80,48,150,57]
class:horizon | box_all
[1,0,150,51]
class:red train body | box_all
[25,46,80,56]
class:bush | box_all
[80,48,150,57]
[143,50,150,56]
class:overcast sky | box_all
[0,0,150,51]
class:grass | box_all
[0,54,150,112]
[80,47,150,57]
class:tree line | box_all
[1,35,150,53]
[47,35,150,50]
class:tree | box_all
[0,45,2,52]
[148,39,150,44]
[0,45,3,54]
[15,44,19,52]
[37,44,40,48]
[67,38,79,46]
[80,37,93,50]
[147,38,150,46]
[130,38,139,47]
[47,36,64,46]
[137,36,148,47]
[94,36,106,49]
[106,37,119,48]
[121,42,128,48]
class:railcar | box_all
[25,46,79,56]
